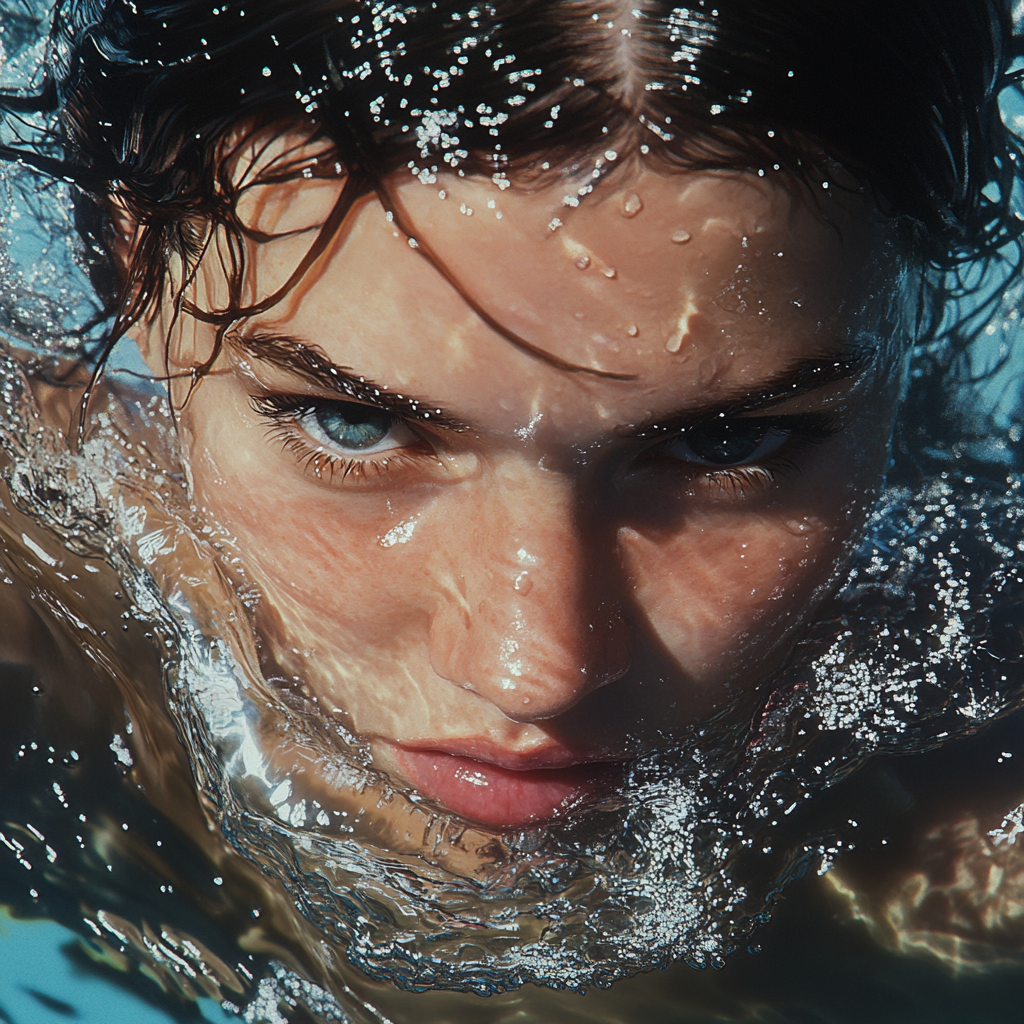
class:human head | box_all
[0,0,1015,999]
[38,0,1022,827]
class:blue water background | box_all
[0,909,233,1024]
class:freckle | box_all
[670,229,691,244]
[574,254,591,270]
[627,323,639,337]
[621,192,643,217]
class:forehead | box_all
[231,160,898,436]
[401,166,888,339]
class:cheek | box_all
[181,389,436,647]
[618,507,852,681]
[615,400,896,683]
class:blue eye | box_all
[286,399,416,456]
[314,403,393,450]
[664,420,791,467]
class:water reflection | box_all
[2,0,1024,1021]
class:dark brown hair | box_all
[3,0,1023,429]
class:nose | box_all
[427,457,632,722]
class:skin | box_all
[135,136,905,829]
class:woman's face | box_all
[142,147,903,830]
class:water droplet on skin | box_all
[574,254,591,270]
[665,330,684,353]
[671,229,692,244]
[627,324,639,337]
[784,517,822,537]
[603,266,617,278]
[621,192,643,217]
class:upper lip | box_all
[384,737,628,772]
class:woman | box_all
[1,0,1024,1019]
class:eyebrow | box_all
[623,353,870,439]
[232,332,471,430]
[234,331,867,439]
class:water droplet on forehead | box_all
[574,254,591,270]
[671,229,692,244]
[621,192,643,218]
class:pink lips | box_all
[390,744,621,829]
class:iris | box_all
[314,403,394,450]
[670,420,787,466]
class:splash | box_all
[2,221,1024,998]
[1,1,1024,1016]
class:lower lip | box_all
[391,746,619,829]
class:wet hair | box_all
[2,0,1023,412]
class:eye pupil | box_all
[315,404,392,450]
[684,422,770,464]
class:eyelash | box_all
[641,413,840,496]
[251,394,436,485]
[697,462,791,498]
[253,394,840,495]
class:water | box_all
[0,907,236,1023]
[2,1,1024,1020]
